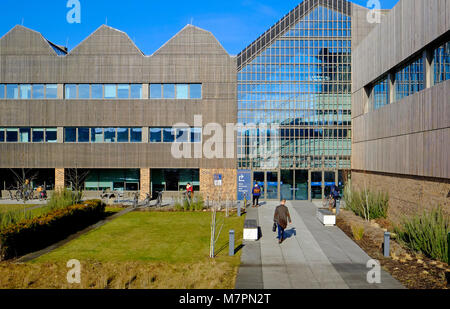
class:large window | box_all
[151,169,199,192]
[150,127,202,143]
[64,127,142,143]
[0,128,57,143]
[373,76,389,110]
[434,41,450,84]
[395,56,424,101]
[0,84,58,99]
[150,84,202,99]
[64,84,143,99]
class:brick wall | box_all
[140,168,150,200]
[351,171,450,224]
[199,169,237,201]
[55,168,65,190]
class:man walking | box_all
[252,183,261,207]
[273,199,292,244]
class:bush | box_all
[343,181,389,221]
[173,194,205,212]
[351,224,365,241]
[46,188,75,210]
[0,200,105,261]
[394,206,449,264]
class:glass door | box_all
[311,171,322,199]
[281,170,294,200]
[324,171,335,197]
[266,171,278,200]
[253,171,265,199]
[295,170,308,200]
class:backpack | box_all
[253,187,261,195]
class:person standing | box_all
[273,199,292,244]
[252,183,261,207]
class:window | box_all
[104,84,117,99]
[130,128,142,143]
[176,84,189,99]
[373,76,389,110]
[32,128,45,142]
[130,84,142,99]
[117,128,129,142]
[78,84,90,99]
[0,84,4,99]
[0,128,4,142]
[104,128,116,142]
[91,84,103,99]
[32,85,45,99]
[434,41,450,84]
[6,128,18,142]
[150,128,162,143]
[46,84,58,99]
[175,128,190,142]
[163,84,175,99]
[117,85,130,99]
[7,84,19,99]
[395,56,424,101]
[19,128,30,142]
[91,128,103,143]
[46,128,57,143]
[65,84,77,99]
[163,128,175,142]
[190,84,202,99]
[150,84,162,99]
[191,128,202,143]
[64,128,77,143]
[78,128,90,142]
[20,85,31,99]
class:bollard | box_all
[237,200,241,217]
[336,199,340,215]
[229,230,235,256]
[384,232,390,257]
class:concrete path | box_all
[235,201,404,289]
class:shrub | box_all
[0,200,105,261]
[343,182,389,221]
[394,206,449,264]
[46,188,75,210]
[351,224,365,241]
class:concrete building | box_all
[0,24,237,200]
[351,0,450,222]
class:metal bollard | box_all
[384,232,390,257]
[237,200,241,217]
[336,199,340,215]
[229,230,235,256]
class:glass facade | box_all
[237,3,351,199]
[434,40,450,84]
[373,76,389,110]
[395,56,424,101]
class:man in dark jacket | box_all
[273,199,292,244]
[252,183,261,207]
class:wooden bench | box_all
[243,219,258,241]
[316,208,336,226]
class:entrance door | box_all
[295,170,308,200]
[266,171,278,200]
[324,171,336,197]
[281,170,294,200]
[253,171,265,199]
[311,171,322,199]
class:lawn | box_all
[0,211,245,289]
[0,204,40,213]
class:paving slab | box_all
[235,200,404,289]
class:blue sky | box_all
[0,0,399,55]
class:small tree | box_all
[65,167,89,204]
[9,168,38,204]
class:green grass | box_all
[34,211,245,264]
[0,204,40,214]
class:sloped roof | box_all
[0,25,64,56]
[237,0,353,71]
[68,25,144,56]
[152,24,228,56]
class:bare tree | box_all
[65,167,90,204]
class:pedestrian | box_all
[186,183,194,200]
[273,199,292,244]
[252,183,261,207]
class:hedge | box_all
[0,200,105,261]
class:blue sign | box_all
[237,170,252,200]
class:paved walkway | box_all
[235,201,404,289]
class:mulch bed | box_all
[336,209,449,289]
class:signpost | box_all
[237,170,252,201]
